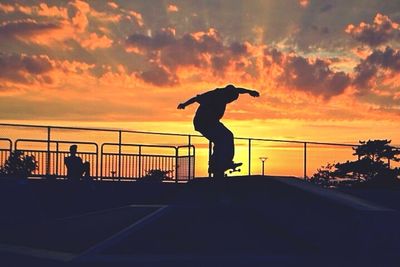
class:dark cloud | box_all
[0,19,59,40]
[345,13,400,47]
[126,30,175,50]
[0,53,53,84]
[320,3,333,13]
[229,42,249,56]
[126,29,224,70]
[353,46,400,90]
[264,48,283,65]
[310,25,330,34]
[126,29,250,85]
[138,65,177,86]
[265,49,351,99]
[211,56,229,75]
[159,34,208,70]
[284,56,350,98]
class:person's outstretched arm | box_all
[177,96,198,109]
[235,87,260,97]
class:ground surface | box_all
[0,176,399,266]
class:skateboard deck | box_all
[227,162,242,173]
[210,162,243,177]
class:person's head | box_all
[224,84,239,103]
[69,145,77,155]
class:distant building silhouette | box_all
[64,145,90,181]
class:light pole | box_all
[259,157,268,176]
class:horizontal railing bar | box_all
[0,122,360,147]
[102,143,179,149]
[18,149,97,155]
[15,139,98,146]
[0,123,191,137]
[103,153,176,158]
[247,138,358,147]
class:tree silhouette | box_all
[311,140,400,187]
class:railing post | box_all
[55,142,59,177]
[208,141,212,178]
[192,146,196,179]
[188,135,191,180]
[118,130,122,181]
[303,142,307,180]
[100,144,103,180]
[175,147,179,183]
[46,126,51,177]
[262,161,265,176]
[248,139,252,176]
[95,144,99,179]
[357,153,361,180]
[138,145,142,178]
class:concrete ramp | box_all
[0,176,399,266]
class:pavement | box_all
[0,176,399,266]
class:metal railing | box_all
[0,122,362,179]
[10,138,194,181]
[15,139,99,178]
[100,143,194,181]
[0,138,12,170]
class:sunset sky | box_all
[1,0,400,146]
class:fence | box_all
[0,138,12,170]
[15,139,98,178]
[101,143,194,181]
[9,138,194,181]
[0,123,364,179]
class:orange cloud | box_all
[0,3,15,13]
[126,10,144,26]
[80,32,113,50]
[167,4,179,12]
[0,1,118,51]
[0,19,74,45]
[14,3,33,15]
[107,2,119,9]
[37,3,68,19]
[298,0,309,8]
[69,0,90,32]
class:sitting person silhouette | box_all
[64,144,90,181]
[178,84,260,176]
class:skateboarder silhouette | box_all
[178,84,260,177]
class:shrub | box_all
[0,150,37,179]
[142,169,173,182]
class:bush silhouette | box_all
[142,169,172,182]
[0,150,37,179]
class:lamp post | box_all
[259,157,268,176]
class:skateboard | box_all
[210,162,243,177]
[228,162,242,174]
